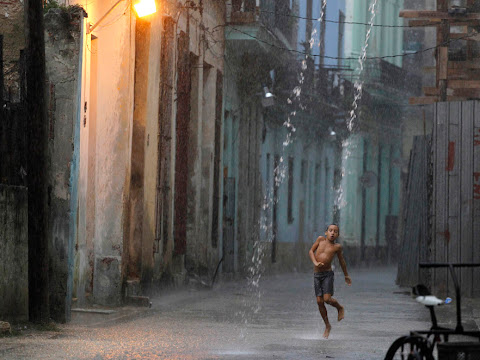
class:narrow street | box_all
[0,267,444,360]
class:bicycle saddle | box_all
[412,284,431,296]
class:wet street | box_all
[1,267,436,359]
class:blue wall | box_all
[260,122,337,245]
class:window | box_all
[288,157,294,223]
[300,159,306,184]
[266,153,271,193]
[211,70,223,248]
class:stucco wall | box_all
[89,4,134,306]
[0,185,28,321]
[44,6,84,321]
[139,0,226,285]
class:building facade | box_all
[339,0,408,264]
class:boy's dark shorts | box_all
[314,271,334,297]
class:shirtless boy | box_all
[308,224,352,339]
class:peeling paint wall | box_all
[86,2,135,306]
[139,0,226,286]
[44,7,84,322]
[0,185,28,321]
[0,0,25,102]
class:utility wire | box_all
[244,9,411,28]
[227,26,480,61]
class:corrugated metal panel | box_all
[474,103,480,297]
[433,102,448,294]
[431,100,479,297]
[397,136,430,287]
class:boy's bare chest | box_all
[315,242,336,257]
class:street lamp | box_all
[88,0,157,34]
[133,0,157,17]
[261,86,275,107]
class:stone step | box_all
[125,296,152,308]
[126,279,141,297]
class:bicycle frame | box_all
[415,263,480,339]
[385,263,480,360]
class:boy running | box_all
[308,224,352,338]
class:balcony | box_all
[228,0,259,24]
[226,0,296,53]
[363,59,422,103]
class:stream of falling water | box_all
[238,0,380,340]
[347,0,378,132]
[335,0,378,214]
[238,0,328,340]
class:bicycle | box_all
[384,263,480,360]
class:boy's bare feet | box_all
[323,324,331,339]
[338,306,345,321]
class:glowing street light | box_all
[134,0,157,18]
[88,0,157,34]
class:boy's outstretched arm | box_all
[309,237,324,267]
[337,245,352,285]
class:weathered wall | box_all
[44,7,84,321]
[0,185,28,321]
[0,103,27,186]
[139,0,226,288]
[222,58,241,274]
[84,1,135,306]
[0,0,25,102]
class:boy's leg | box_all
[323,294,345,321]
[316,296,331,338]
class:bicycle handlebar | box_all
[419,263,480,268]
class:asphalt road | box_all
[0,266,464,359]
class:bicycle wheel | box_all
[384,335,434,360]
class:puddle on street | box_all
[295,333,323,340]
[214,349,259,356]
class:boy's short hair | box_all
[325,223,340,233]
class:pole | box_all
[25,0,49,323]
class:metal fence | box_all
[430,101,480,298]
[397,135,431,288]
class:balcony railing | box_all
[227,0,296,48]
[364,59,421,96]
[228,0,259,24]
